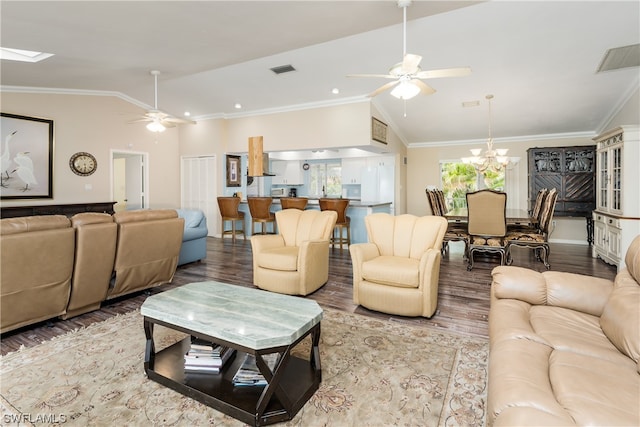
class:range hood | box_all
[248,136,275,177]
[248,153,274,177]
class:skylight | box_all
[0,47,54,63]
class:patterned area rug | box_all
[1,309,488,426]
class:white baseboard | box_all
[548,238,589,246]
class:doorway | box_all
[111,150,148,211]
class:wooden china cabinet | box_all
[592,125,640,270]
[527,145,596,243]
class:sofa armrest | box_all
[250,234,284,252]
[349,243,381,304]
[492,266,613,316]
[298,239,331,292]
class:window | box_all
[309,162,341,197]
[440,161,505,210]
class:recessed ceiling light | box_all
[234,103,242,109]
[332,88,340,95]
[184,111,191,117]
[0,47,54,62]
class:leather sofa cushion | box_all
[362,256,419,288]
[113,208,177,223]
[600,269,640,362]
[550,350,640,425]
[530,305,628,363]
[0,215,70,235]
[71,212,113,227]
[257,246,299,271]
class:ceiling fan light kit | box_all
[390,79,421,100]
[146,121,166,132]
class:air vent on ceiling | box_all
[597,43,640,72]
[270,64,297,75]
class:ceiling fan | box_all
[348,0,471,100]
[130,70,195,132]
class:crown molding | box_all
[407,131,597,149]
[192,95,369,121]
[0,85,152,110]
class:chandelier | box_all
[462,94,511,173]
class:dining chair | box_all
[466,189,507,270]
[217,196,246,242]
[505,188,558,269]
[247,197,276,235]
[280,197,308,210]
[508,188,548,234]
[319,198,350,250]
[426,188,469,256]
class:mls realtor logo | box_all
[4,413,67,424]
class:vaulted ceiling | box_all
[1,1,638,146]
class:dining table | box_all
[444,207,536,225]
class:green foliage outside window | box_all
[440,162,505,210]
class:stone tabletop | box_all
[140,281,323,350]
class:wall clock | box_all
[69,152,97,176]
[302,162,310,171]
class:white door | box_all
[181,156,218,237]
[112,151,147,211]
[125,155,144,210]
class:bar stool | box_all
[319,198,350,250]
[247,197,276,235]
[280,197,308,210]
[217,196,245,242]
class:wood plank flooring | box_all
[1,237,616,355]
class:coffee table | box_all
[140,281,323,426]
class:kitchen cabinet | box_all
[592,125,640,270]
[271,160,303,185]
[341,158,365,184]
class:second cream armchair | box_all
[350,213,447,318]
[251,208,337,295]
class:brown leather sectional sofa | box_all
[0,209,184,334]
[488,234,640,426]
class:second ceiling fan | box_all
[130,70,196,132]
[348,0,471,100]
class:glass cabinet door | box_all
[611,145,622,212]
[598,149,608,210]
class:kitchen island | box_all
[238,199,392,244]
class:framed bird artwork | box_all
[1,113,54,199]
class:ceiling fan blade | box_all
[401,54,422,74]
[347,73,397,79]
[162,116,197,125]
[128,117,153,124]
[368,80,400,97]
[159,120,177,128]
[413,79,436,95]
[415,66,472,79]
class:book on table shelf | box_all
[232,353,280,386]
[184,338,236,374]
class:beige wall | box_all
[1,92,181,209]
[224,101,372,153]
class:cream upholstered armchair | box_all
[251,208,337,295]
[350,213,448,318]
